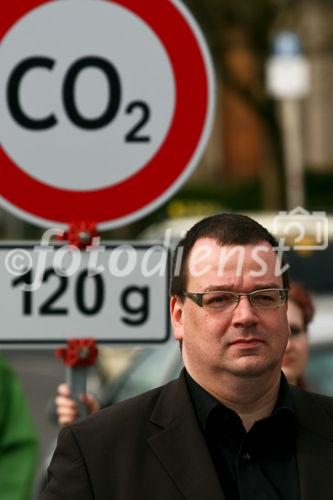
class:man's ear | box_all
[170,295,184,341]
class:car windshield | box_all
[111,342,182,404]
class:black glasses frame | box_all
[181,288,288,311]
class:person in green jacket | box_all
[0,353,38,500]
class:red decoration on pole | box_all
[56,338,98,367]
[57,221,99,249]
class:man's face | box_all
[170,238,290,380]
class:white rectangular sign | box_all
[0,242,170,346]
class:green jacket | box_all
[0,354,38,500]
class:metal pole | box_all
[280,98,305,209]
[65,365,88,419]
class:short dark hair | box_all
[170,212,289,296]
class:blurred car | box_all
[306,295,333,395]
[100,341,182,406]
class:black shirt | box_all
[185,371,300,500]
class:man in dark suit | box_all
[41,213,333,500]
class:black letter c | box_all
[7,57,57,130]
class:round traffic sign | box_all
[0,0,215,229]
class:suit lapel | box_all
[147,373,224,500]
[292,388,333,500]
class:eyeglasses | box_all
[182,288,288,312]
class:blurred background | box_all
[1,0,333,497]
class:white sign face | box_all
[0,0,215,229]
[0,242,170,346]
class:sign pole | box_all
[266,32,310,209]
[55,223,99,418]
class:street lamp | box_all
[266,32,310,209]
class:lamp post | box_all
[266,32,310,209]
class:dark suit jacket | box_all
[41,372,333,500]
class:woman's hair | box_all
[288,281,315,331]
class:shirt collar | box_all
[184,369,295,432]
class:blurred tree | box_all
[185,0,294,209]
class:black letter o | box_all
[63,56,121,129]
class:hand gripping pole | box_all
[56,338,98,418]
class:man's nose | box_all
[285,336,293,352]
[231,295,259,327]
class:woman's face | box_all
[282,300,309,385]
